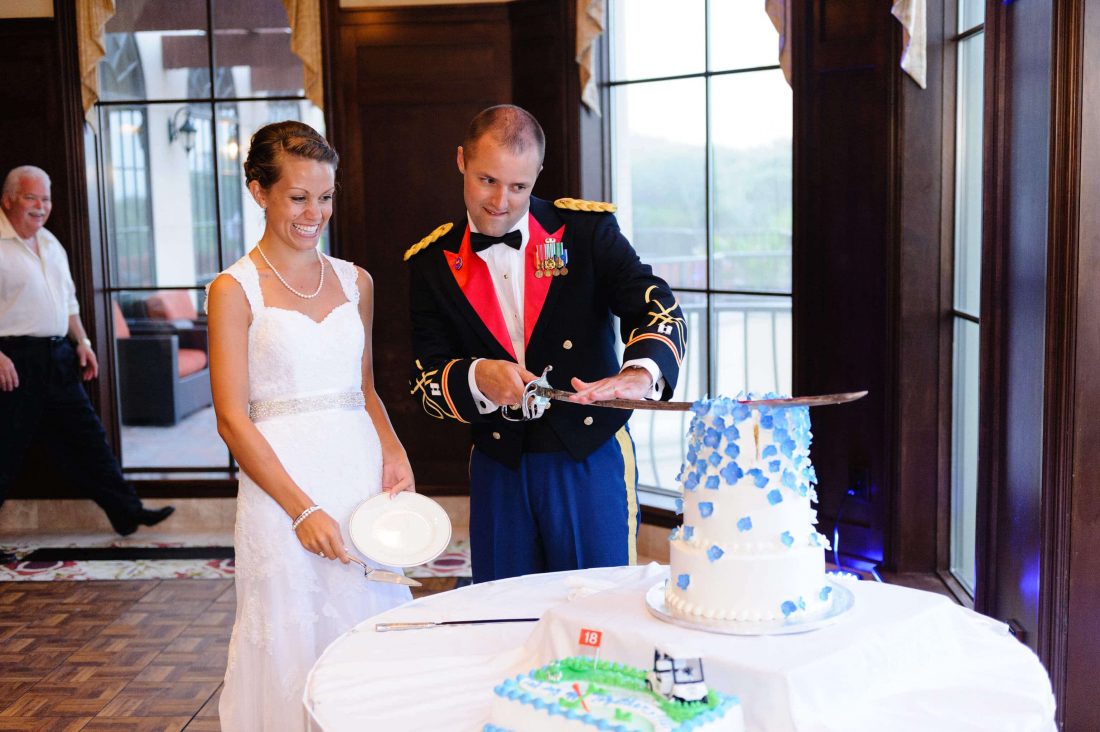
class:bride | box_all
[206,121,413,731]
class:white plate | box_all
[348,493,452,568]
[645,579,855,636]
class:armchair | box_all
[113,300,212,426]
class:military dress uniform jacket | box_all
[407,196,687,469]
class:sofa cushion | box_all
[146,291,198,321]
[177,348,208,377]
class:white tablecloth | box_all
[305,564,1056,732]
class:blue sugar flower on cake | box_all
[705,476,720,490]
[691,401,709,417]
[683,472,700,491]
[669,527,680,541]
[737,516,753,532]
[760,413,774,429]
[698,502,714,518]
[704,428,721,448]
[762,443,778,459]
[683,526,695,541]
[782,470,796,489]
[820,586,833,601]
[724,441,741,459]
[708,452,722,467]
[767,489,783,505]
[720,462,743,485]
[707,545,724,562]
[677,574,691,590]
[771,407,789,431]
[747,468,768,488]
[780,600,797,617]
[675,497,683,514]
[780,531,794,547]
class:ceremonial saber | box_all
[530,387,868,412]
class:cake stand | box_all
[645,579,855,636]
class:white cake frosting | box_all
[665,396,833,623]
[484,657,744,732]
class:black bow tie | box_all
[470,230,522,252]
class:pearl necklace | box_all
[256,244,325,299]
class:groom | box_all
[406,105,686,583]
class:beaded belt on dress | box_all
[248,391,365,422]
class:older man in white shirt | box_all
[0,166,173,559]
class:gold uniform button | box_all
[492,431,501,440]
[583,416,594,426]
[563,340,573,350]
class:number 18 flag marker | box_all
[578,628,603,666]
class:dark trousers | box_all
[469,426,639,584]
[0,336,141,524]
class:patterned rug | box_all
[0,537,471,582]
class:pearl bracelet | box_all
[291,505,321,531]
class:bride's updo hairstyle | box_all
[243,121,339,190]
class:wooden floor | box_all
[0,577,460,730]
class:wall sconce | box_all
[168,107,197,154]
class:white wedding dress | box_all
[215,253,412,732]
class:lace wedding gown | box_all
[215,253,412,732]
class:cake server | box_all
[374,617,540,632]
[346,555,422,586]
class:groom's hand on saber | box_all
[567,366,654,405]
[474,359,537,409]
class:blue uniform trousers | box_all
[469,426,639,584]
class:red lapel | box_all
[524,217,564,348]
[444,227,516,360]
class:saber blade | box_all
[531,387,868,412]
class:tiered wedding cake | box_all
[664,396,833,624]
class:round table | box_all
[304,564,1056,731]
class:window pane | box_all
[954,34,984,317]
[958,0,985,34]
[226,100,328,265]
[103,106,156,287]
[950,317,980,593]
[712,294,792,396]
[712,70,792,293]
[610,0,705,81]
[100,2,210,103]
[111,290,226,470]
[630,292,706,492]
[709,2,781,72]
[213,0,304,99]
[612,79,706,290]
[105,102,219,289]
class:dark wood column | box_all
[324,0,584,492]
[0,3,100,499]
[974,0,1052,651]
[791,1,897,570]
[1040,1,1100,727]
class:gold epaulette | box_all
[554,197,617,213]
[403,223,453,261]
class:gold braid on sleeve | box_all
[553,197,617,213]
[403,222,454,261]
